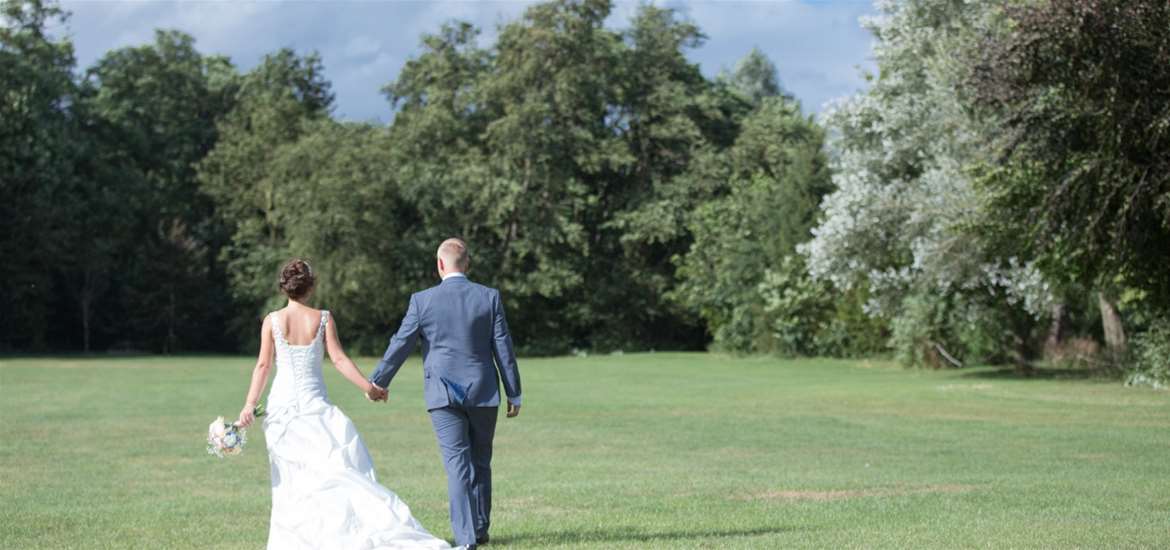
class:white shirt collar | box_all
[441,272,467,281]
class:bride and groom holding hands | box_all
[236,238,522,549]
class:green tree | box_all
[55,97,139,352]
[673,97,832,352]
[388,0,652,351]
[723,47,786,105]
[383,21,499,290]
[198,49,335,344]
[968,0,1170,356]
[387,1,756,352]
[255,120,411,352]
[82,30,238,351]
[595,4,744,350]
[476,0,620,350]
[0,0,76,349]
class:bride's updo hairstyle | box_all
[279,258,315,300]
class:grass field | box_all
[1,353,1168,549]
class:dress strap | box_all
[269,312,287,346]
[317,311,329,340]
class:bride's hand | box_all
[237,404,256,428]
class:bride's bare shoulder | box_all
[277,306,326,330]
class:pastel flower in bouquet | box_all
[206,404,265,458]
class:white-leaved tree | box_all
[800,0,1052,367]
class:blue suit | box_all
[369,274,521,546]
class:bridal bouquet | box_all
[206,404,265,458]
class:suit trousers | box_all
[429,406,498,546]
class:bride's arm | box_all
[324,315,378,396]
[237,315,275,427]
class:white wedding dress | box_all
[262,310,453,550]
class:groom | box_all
[368,238,522,548]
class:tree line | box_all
[3,0,1168,385]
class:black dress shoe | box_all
[475,534,489,545]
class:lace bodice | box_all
[266,310,330,411]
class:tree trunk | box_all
[1042,302,1066,362]
[499,158,530,274]
[1097,291,1127,357]
[81,295,91,354]
[1009,330,1031,373]
[166,287,177,354]
[81,267,92,353]
[1045,302,1066,350]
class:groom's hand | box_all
[506,402,520,418]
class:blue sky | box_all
[60,1,878,123]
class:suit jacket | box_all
[370,275,521,410]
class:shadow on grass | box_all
[958,366,1110,381]
[490,525,800,545]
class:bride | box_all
[236,258,454,549]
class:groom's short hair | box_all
[438,238,470,271]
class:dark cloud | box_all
[61,0,875,123]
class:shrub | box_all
[1126,320,1170,389]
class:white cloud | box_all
[344,35,382,60]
